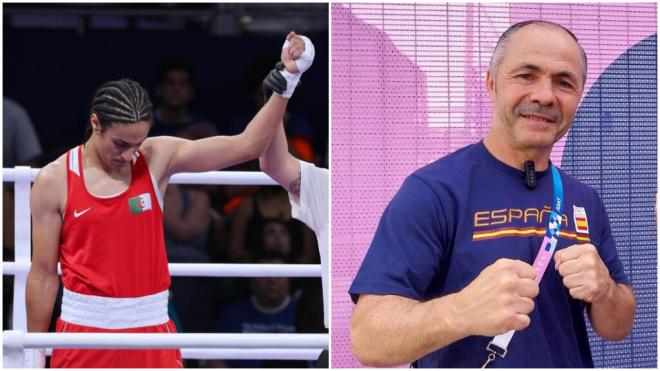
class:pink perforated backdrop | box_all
[331,3,656,367]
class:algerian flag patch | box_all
[128,193,152,215]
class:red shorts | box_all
[50,318,183,368]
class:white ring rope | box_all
[4,331,327,349]
[41,348,324,360]
[3,262,321,277]
[2,168,278,185]
[3,167,327,364]
[180,348,323,360]
[3,331,328,365]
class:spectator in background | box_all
[3,97,43,330]
[150,58,218,138]
[261,219,293,259]
[163,126,219,339]
[164,180,217,337]
[163,126,217,264]
[206,252,300,368]
[228,185,317,264]
[3,97,43,169]
[164,183,213,263]
[295,279,327,368]
[152,64,226,340]
[151,58,234,265]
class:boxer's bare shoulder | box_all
[32,154,67,214]
[140,136,179,184]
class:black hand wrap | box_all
[261,62,302,104]
[262,62,288,104]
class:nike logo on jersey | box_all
[74,207,92,218]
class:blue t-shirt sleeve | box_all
[349,174,451,303]
[592,192,630,286]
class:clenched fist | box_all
[554,244,614,303]
[451,259,539,337]
[281,31,305,73]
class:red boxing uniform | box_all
[51,146,182,368]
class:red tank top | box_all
[59,145,170,298]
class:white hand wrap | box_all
[286,35,315,74]
[24,348,46,368]
[277,69,301,99]
[276,35,315,99]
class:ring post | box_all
[13,166,32,331]
[3,330,26,367]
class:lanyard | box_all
[482,164,564,368]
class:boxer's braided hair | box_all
[85,79,153,140]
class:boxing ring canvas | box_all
[331,3,656,368]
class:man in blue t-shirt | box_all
[349,20,636,368]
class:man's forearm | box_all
[239,95,288,160]
[350,294,466,367]
[26,270,60,332]
[259,123,300,195]
[588,282,635,341]
[351,259,542,366]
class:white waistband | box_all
[61,288,169,330]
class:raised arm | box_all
[26,163,64,333]
[153,94,289,178]
[258,31,317,201]
[147,32,314,180]
[259,123,301,199]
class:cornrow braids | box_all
[84,79,153,140]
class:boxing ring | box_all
[2,166,329,367]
